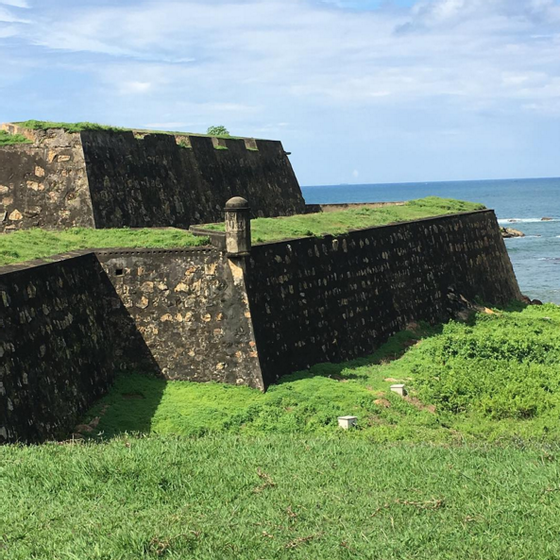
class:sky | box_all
[0,0,559,186]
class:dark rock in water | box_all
[521,295,532,305]
[542,217,553,221]
[531,299,543,305]
[500,227,525,238]
[508,219,520,223]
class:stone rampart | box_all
[0,208,522,442]
[0,247,264,443]
[0,124,305,231]
[0,128,94,231]
[245,210,521,385]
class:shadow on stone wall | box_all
[0,252,164,444]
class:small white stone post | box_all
[338,416,358,429]
[225,196,251,257]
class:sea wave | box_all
[498,218,558,224]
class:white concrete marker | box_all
[390,384,406,397]
[338,416,358,429]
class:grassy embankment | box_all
[0,228,209,267]
[2,305,560,558]
[83,303,560,443]
[201,196,486,243]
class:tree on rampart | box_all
[207,125,230,137]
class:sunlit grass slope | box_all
[0,228,209,267]
[202,196,486,243]
[85,304,560,443]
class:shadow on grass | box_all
[275,321,446,386]
[81,373,167,439]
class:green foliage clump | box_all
[206,125,230,137]
[0,228,209,267]
[408,305,560,420]
[0,130,32,146]
[202,197,487,243]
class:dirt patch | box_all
[374,398,391,409]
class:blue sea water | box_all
[302,177,560,304]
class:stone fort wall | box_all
[0,124,305,232]
[0,209,521,443]
[0,248,263,444]
[246,210,521,386]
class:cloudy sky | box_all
[1,0,559,185]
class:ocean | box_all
[302,177,560,304]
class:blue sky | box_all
[1,0,559,185]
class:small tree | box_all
[207,125,230,137]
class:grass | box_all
[15,120,247,139]
[3,435,560,559]
[16,120,128,133]
[0,228,209,267]
[201,196,487,243]
[82,303,560,444]
[0,130,31,146]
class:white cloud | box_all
[0,5,28,22]
[0,0,29,7]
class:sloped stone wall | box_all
[245,210,522,386]
[82,131,305,227]
[0,252,153,444]
[0,125,305,232]
[0,128,94,232]
[0,247,264,443]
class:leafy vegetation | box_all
[82,304,560,443]
[0,130,32,146]
[3,435,560,559]
[202,197,486,243]
[0,228,209,267]
[207,125,230,136]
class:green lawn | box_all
[201,196,486,243]
[0,228,209,267]
[2,435,560,560]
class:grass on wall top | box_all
[15,120,244,139]
[202,196,487,243]
[0,130,32,146]
[0,228,209,267]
